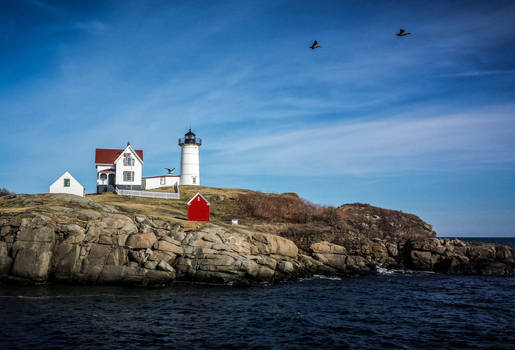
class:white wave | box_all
[311,274,343,281]
[376,266,398,275]
[376,265,437,275]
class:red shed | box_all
[187,192,210,221]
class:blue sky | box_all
[1,0,515,236]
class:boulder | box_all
[52,243,81,279]
[278,260,294,274]
[251,233,298,257]
[0,241,13,276]
[157,239,183,254]
[11,247,53,281]
[126,232,157,249]
[157,260,175,273]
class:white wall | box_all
[180,144,200,185]
[144,176,180,190]
[49,171,85,197]
[96,165,114,185]
[115,146,143,187]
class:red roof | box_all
[95,148,143,164]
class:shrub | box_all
[238,192,345,227]
[0,188,14,197]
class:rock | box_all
[152,219,169,229]
[0,241,13,276]
[157,260,175,273]
[135,215,147,224]
[409,250,434,270]
[1,192,513,286]
[79,244,111,282]
[128,250,148,264]
[278,260,294,274]
[105,247,128,266]
[52,243,81,279]
[1,225,11,237]
[119,222,139,235]
[157,239,183,254]
[76,209,102,221]
[98,234,114,245]
[17,217,55,243]
[311,241,347,255]
[117,234,129,246]
[84,223,104,243]
[385,242,398,257]
[126,232,157,249]
[11,247,53,281]
[60,224,85,237]
[148,251,176,264]
[100,214,133,229]
[244,261,275,280]
[251,233,298,257]
[144,260,158,270]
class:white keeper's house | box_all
[95,129,202,193]
[95,142,144,193]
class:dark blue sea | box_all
[1,238,514,350]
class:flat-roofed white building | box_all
[142,175,180,190]
[49,171,85,197]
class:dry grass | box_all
[0,207,34,214]
[0,186,433,245]
[87,185,254,230]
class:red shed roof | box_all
[95,148,143,164]
[187,192,210,206]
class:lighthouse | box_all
[178,129,202,185]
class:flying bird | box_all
[309,40,322,50]
[165,168,175,174]
[396,29,411,37]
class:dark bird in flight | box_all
[309,40,322,50]
[165,168,175,174]
[396,29,411,37]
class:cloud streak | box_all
[205,104,515,176]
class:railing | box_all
[178,138,202,146]
[115,188,180,200]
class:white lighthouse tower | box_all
[178,129,202,185]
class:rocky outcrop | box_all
[0,195,308,286]
[405,238,514,275]
[0,194,513,287]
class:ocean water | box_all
[0,238,514,350]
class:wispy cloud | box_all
[205,104,515,176]
[442,69,515,78]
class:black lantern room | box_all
[179,129,202,146]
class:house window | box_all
[123,157,135,166]
[192,176,197,184]
[123,171,134,182]
[160,177,166,185]
[64,178,70,187]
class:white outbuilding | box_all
[142,175,180,190]
[49,171,85,197]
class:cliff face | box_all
[0,193,513,286]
